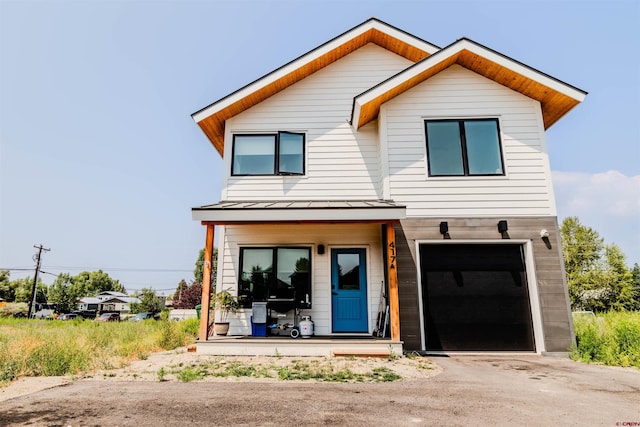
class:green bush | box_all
[572,311,640,368]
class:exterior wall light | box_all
[439,221,449,235]
[439,221,450,239]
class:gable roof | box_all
[192,19,586,155]
[97,291,128,297]
[351,38,587,130]
[191,18,439,155]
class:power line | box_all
[41,266,192,272]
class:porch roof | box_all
[192,199,406,223]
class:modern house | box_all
[191,18,586,355]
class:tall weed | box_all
[0,318,198,385]
[572,311,640,368]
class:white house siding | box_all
[223,43,413,201]
[382,65,557,217]
[219,223,385,336]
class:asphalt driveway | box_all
[1,355,638,426]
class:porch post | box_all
[199,224,215,341]
[385,222,400,341]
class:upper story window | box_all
[232,132,305,176]
[425,118,504,177]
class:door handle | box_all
[331,292,338,296]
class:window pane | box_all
[276,248,310,301]
[337,253,360,290]
[233,135,275,175]
[278,132,304,174]
[464,121,503,175]
[239,249,273,305]
[426,122,464,175]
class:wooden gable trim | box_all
[193,20,438,156]
[353,39,587,130]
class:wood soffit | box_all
[196,28,432,156]
[356,49,582,130]
[195,22,585,156]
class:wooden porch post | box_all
[385,222,400,341]
[199,224,215,341]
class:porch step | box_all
[196,337,403,357]
[332,349,391,358]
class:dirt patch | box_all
[0,376,71,402]
[0,347,441,401]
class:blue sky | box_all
[1,0,638,293]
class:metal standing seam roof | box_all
[192,199,407,222]
[195,200,403,210]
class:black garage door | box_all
[420,244,535,351]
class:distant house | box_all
[77,291,140,314]
[190,18,585,355]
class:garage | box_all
[419,243,535,352]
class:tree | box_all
[47,273,78,314]
[632,263,640,310]
[602,244,636,311]
[194,249,204,284]
[175,279,188,302]
[194,247,218,287]
[560,217,636,312]
[0,270,12,301]
[173,282,202,309]
[9,276,46,304]
[129,288,163,314]
[561,216,604,280]
[71,270,126,297]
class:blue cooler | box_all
[251,302,268,337]
[251,316,267,337]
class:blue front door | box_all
[331,248,368,333]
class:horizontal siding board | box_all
[225,44,414,201]
[383,64,553,217]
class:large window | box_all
[425,119,504,176]
[232,132,305,176]
[238,247,311,309]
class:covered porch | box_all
[193,200,406,356]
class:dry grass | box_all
[0,317,199,384]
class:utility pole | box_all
[28,244,50,319]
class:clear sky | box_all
[1,0,639,294]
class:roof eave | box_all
[192,199,407,223]
[352,38,587,130]
[191,18,440,156]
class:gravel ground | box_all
[1,350,639,426]
[0,347,439,401]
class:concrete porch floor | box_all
[196,336,403,357]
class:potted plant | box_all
[212,289,240,336]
